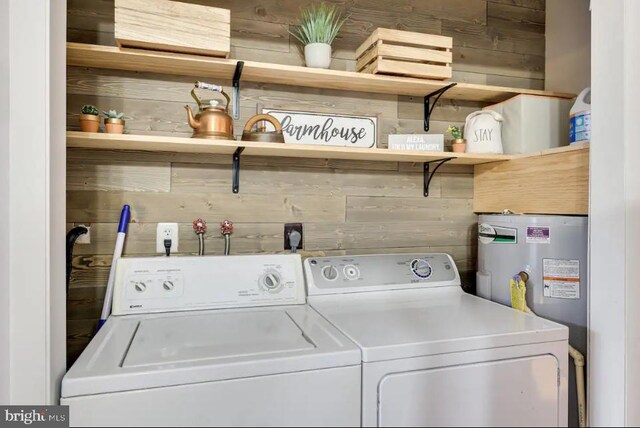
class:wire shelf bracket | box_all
[423,83,457,132]
[423,158,454,197]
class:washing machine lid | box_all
[308,287,568,363]
[62,305,360,398]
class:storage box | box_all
[484,95,573,155]
[115,0,231,58]
[356,28,452,80]
[388,134,444,151]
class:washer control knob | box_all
[262,273,282,291]
[134,281,147,292]
[343,265,360,281]
[411,259,433,279]
[162,280,175,291]
[322,265,339,281]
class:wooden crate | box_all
[115,0,230,58]
[356,28,452,80]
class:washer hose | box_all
[66,226,88,295]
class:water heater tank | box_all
[477,214,588,427]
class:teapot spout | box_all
[185,105,200,129]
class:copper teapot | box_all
[185,81,234,140]
[241,114,285,143]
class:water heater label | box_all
[543,259,580,299]
[526,226,550,244]
[478,223,517,244]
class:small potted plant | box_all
[289,2,348,69]
[79,105,100,132]
[103,110,126,134]
[447,125,466,153]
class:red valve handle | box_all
[220,220,234,235]
[193,218,207,234]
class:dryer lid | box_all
[62,305,360,398]
[309,287,568,363]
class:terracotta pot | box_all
[79,114,100,133]
[104,118,125,134]
[451,138,466,153]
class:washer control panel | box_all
[305,253,459,296]
[112,254,305,315]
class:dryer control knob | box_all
[162,280,175,291]
[322,265,339,281]
[343,265,360,281]
[134,281,147,292]
[411,259,433,279]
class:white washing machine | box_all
[61,254,361,427]
[305,253,569,427]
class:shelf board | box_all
[512,141,590,159]
[474,143,589,215]
[66,132,514,165]
[67,43,575,103]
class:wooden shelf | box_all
[66,132,514,165]
[67,43,575,103]
[474,143,590,215]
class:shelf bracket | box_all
[423,158,453,197]
[232,147,245,194]
[423,83,457,132]
[232,61,244,120]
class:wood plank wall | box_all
[66,0,546,365]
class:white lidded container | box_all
[485,94,573,154]
[464,110,504,154]
[570,87,591,144]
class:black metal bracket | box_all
[232,147,245,193]
[423,158,453,197]
[423,83,457,132]
[232,61,244,120]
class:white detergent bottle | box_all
[570,87,591,144]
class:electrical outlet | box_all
[156,223,179,253]
[284,223,303,251]
[76,224,91,244]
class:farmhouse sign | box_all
[262,108,378,148]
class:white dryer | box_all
[62,254,361,427]
[305,253,569,427]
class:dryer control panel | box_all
[305,253,460,296]
[112,254,305,315]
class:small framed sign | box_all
[261,108,378,148]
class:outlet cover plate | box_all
[156,222,179,253]
[284,223,303,251]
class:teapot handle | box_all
[190,81,231,111]
[243,114,283,132]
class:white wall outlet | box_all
[76,224,91,244]
[156,223,179,254]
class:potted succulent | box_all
[447,125,466,153]
[289,2,348,69]
[103,110,126,134]
[79,105,100,132]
